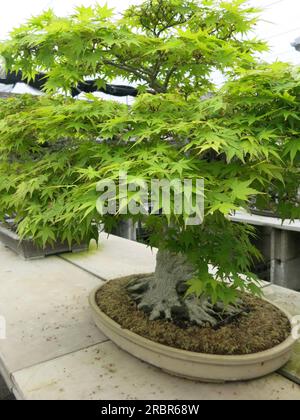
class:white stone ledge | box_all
[230,211,300,232]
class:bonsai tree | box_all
[0,1,298,326]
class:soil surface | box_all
[96,275,291,356]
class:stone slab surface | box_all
[264,284,300,384]
[1,234,299,400]
[0,243,107,374]
[12,341,300,400]
[60,233,157,281]
[230,211,300,232]
[264,284,300,318]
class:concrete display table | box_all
[0,234,300,400]
[230,211,300,290]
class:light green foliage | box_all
[0,0,265,95]
[221,63,300,219]
[0,1,298,304]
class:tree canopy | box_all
[0,1,298,305]
[0,0,265,95]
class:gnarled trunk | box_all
[127,249,243,327]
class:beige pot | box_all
[89,280,296,383]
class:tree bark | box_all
[127,249,243,326]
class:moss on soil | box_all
[96,275,291,356]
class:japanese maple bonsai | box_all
[0,1,297,379]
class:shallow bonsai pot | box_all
[0,223,88,260]
[89,278,296,383]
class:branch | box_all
[103,59,165,94]
[103,59,151,81]
[163,66,177,91]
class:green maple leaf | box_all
[284,139,300,164]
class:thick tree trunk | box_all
[127,249,243,327]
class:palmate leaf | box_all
[227,179,259,201]
[185,277,206,298]
[208,201,240,215]
[284,139,300,164]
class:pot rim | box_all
[89,279,296,366]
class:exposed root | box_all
[185,295,220,326]
[126,249,246,327]
[185,295,245,327]
[126,276,150,296]
[126,276,246,327]
[127,275,182,321]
